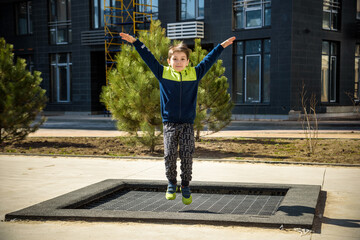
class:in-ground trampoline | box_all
[5,179,321,228]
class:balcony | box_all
[81,30,105,46]
[167,21,204,40]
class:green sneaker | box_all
[165,182,178,200]
[180,186,192,205]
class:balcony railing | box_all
[48,20,72,44]
[81,30,105,46]
[167,21,204,40]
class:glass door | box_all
[245,54,261,103]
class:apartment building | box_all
[0,0,359,118]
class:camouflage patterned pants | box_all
[163,122,195,186]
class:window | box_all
[321,41,338,103]
[137,0,158,20]
[233,0,271,30]
[49,0,72,44]
[355,44,360,100]
[357,0,360,19]
[234,39,271,103]
[93,0,116,29]
[15,1,32,35]
[322,0,340,31]
[135,0,158,28]
[151,0,159,20]
[92,0,104,29]
[50,53,72,103]
[179,0,204,21]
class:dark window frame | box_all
[178,0,204,21]
[50,52,72,103]
[322,0,341,31]
[354,44,360,101]
[48,0,72,45]
[233,0,271,31]
[321,40,340,103]
[233,39,271,104]
[92,0,116,29]
[15,1,33,35]
[90,0,103,29]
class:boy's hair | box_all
[168,42,191,60]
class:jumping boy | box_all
[120,32,235,205]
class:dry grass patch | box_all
[1,137,359,164]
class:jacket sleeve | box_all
[195,44,224,81]
[133,39,163,80]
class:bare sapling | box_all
[300,82,319,155]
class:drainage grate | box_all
[80,190,284,216]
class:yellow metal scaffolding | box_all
[104,0,153,82]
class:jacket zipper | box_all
[179,73,182,121]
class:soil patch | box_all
[1,137,359,164]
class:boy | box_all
[120,32,235,205]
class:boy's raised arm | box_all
[195,36,236,80]
[221,37,236,49]
[120,33,136,43]
[119,33,163,80]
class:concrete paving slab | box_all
[322,167,360,193]
[192,161,327,185]
[33,114,360,139]
[311,234,360,240]
[0,221,312,240]
[207,130,360,139]
[39,114,360,132]
[0,155,359,239]
[317,167,360,239]
[0,156,160,218]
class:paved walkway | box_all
[1,115,359,239]
[29,128,360,139]
[0,155,359,240]
[30,113,360,139]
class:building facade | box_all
[0,0,359,118]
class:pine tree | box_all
[0,38,47,146]
[101,20,169,152]
[191,39,234,140]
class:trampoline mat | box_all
[78,189,285,216]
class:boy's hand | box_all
[221,37,236,48]
[120,33,136,43]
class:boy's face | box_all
[167,51,189,72]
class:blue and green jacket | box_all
[133,39,224,124]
